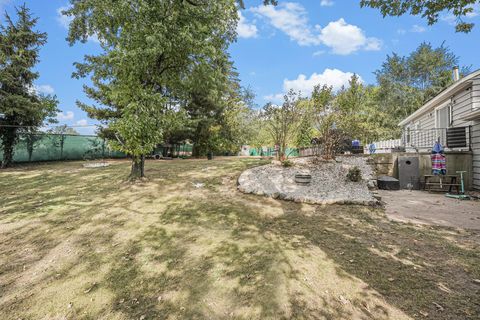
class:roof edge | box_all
[398,69,480,126]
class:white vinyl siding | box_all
[399,74,480,189]
[472,122,480,190]
[472,78,480,110]
[412,110,435,130]
[451,85,474,127]
[403,75,480,131]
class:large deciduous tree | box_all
[360,0,479,32]
[64,0,239,179]
[0,5,58,168]
[375,42,466,135]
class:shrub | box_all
[347,166,362,182]
[282,160,294,167]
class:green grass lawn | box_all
[0,158,479,320]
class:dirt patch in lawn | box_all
[1,158,479,319]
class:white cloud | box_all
[263,93,284,103]
[27,84,55,95]
[57,111,75,121]
[320,0,334,7]
[313,50,326,57]
[318,18,381,55]
[264,69,360,103]
[251,2,319,46]
[398,25,427,35]
[56,6,72,29]
[251,3,381,54]
[237,11,258,38]
[34,84,55,95]
[411,24,426,33]
[365,37,382,51]
[283,69,360,96]
[76,119,88,126]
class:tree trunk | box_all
[1,127,17,168]
[192,144,200,158]
[27,143,34,162]
[60,135,65,160]
[129,155,145,180]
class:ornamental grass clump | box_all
[282,160,294,167]
[347,166,362,182]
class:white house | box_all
[398,68,480,190]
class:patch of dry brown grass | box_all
[0,158,478,319]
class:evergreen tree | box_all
[0,5,58,168]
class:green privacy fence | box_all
[1,133,301,164]
[0,133,126,163]
[248,147,299,157]
[153,144,193,157]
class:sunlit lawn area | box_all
[0,158,479,320]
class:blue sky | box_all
[2,0,480,134]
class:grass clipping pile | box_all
[238,156,377,205]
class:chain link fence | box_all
[0,133,126,163]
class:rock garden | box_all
[238,156,377,205]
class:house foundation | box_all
[371,151,473,190]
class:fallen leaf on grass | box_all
[338,295,349,305]
[84,282,97,294]
[433,302,444,311]
[438,282,452,294]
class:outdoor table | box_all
[424,175,460,193]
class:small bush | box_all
[282,160,294,167]
[347,166,362,182]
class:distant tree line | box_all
[1,1,471,179]
[255,42,468,160]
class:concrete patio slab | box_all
[379,190,480,230]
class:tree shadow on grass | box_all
[270,202,480,320]
[104,226,217,319]
[153,200,367,319]
[155,196,480,320]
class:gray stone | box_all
[238,156,376,205]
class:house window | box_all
[436,104,451,128]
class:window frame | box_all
[434,99,452,128]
